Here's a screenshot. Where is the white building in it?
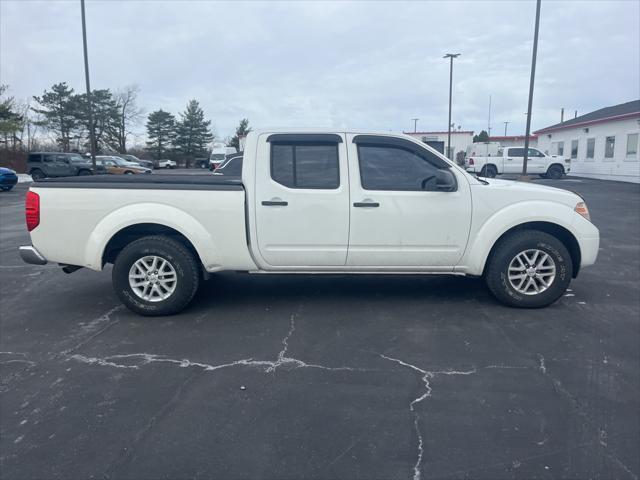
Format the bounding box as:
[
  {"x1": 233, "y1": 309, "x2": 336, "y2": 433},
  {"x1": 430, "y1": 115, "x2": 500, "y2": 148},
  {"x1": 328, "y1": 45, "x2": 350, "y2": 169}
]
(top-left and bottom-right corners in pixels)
[
  {"x1": 403, "y1": 130, "x2": 474, "y2": 161},
  {"x1": 489, "y1": 135, "x2": 538, "y2": 148},
  {"x1": 535, "y1": 100, "x2": 639, "y2": 183}
]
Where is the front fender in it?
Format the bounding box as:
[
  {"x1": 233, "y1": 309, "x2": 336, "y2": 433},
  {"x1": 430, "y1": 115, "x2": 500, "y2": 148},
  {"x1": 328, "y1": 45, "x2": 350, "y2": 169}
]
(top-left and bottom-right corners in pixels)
[
  {"x1": 458, "y1": 200, "x2": 580, "y2": 276},
  {"x1": 84, "y1": 203, "x2": 218, "y2": 270}
]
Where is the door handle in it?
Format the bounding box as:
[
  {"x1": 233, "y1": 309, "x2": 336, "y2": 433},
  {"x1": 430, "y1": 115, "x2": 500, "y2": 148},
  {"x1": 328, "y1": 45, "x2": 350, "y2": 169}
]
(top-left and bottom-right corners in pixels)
[
  {"x1": 353, "y1": 202, "x2": 380, "y2": 208},
  {"x1": 262, "y1": 200, "x2": 288, "y2": 206}
]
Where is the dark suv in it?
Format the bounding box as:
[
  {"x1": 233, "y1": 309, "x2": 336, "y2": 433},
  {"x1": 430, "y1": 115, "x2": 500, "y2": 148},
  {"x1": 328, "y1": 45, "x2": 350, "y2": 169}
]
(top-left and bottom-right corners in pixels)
[{"x1": 27, "y1": 152, "x2": 97, "y2": 180}]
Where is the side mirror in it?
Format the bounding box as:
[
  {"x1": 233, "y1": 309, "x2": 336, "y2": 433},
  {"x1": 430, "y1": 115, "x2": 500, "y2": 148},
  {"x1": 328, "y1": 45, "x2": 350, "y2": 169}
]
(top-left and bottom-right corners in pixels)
[{"x1": 436, "y1": 169, "x2": 456, "y2": 191}]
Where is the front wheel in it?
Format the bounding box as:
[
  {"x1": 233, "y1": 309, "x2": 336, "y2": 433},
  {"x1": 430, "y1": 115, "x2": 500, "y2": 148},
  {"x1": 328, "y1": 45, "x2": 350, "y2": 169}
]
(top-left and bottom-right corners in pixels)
[
  {"x1": 112, "y1": 235, "x2": 201, "y2": 316},
  {"x1": 485, "y1": 230, "x2": 572, "y2": 308},
  {"x1": 1, "y1": 186, "x2": 13, "y2": 191}
]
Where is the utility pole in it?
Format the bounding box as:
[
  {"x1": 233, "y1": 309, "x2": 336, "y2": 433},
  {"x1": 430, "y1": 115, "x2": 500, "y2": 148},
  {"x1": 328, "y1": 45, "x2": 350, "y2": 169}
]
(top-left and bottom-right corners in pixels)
[
  {"x1": 488, "y1": 95, "x2": 492, "y2": 137},
  {"x1": 503, "y1": 121, "x2": 509, "y2": 136},
  {"x1": 521, "y1": 0, "x2": 541, "y2": 179},
  {"x1": 443, "y1": 53, "x2": 460, "y2": 160},
  {"x1": 81, "y1": 0, "x2": 97, "y2": 170},
  {"x1": 411, "y1": 118, "x2": 419, "y2": 133}
]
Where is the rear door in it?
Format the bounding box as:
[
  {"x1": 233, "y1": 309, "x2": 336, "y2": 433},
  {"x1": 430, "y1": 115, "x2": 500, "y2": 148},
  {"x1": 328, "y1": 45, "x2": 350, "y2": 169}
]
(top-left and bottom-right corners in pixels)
[
  {"x1": 346, "y1": 135, "x2": 472, "y2": 268},
  {"x1": 254, "y1": 133, "x2": 350, "y2": 267}
]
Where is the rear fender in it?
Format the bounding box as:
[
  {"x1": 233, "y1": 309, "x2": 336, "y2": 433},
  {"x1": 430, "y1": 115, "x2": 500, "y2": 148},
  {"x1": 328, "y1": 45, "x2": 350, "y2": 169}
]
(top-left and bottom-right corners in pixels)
[{"x1": 84, "y1": 203, "x2": 218, "y2": 270}]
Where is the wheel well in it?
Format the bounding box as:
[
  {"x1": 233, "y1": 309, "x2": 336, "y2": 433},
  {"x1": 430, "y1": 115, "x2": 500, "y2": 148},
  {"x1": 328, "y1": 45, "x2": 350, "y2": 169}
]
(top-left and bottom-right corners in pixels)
[
  {"x1": 102, "y1": 223, "x2": 204, "y2": 270},
  {"x1": 485, "y1": 221, "x2": 581, "y2": 278},
  {"x1": 482, "y1": 163, "x2": 497, "y2": 171},
  {"x1": 548, "y1": 163, "x2": 565, "y2": 173}
]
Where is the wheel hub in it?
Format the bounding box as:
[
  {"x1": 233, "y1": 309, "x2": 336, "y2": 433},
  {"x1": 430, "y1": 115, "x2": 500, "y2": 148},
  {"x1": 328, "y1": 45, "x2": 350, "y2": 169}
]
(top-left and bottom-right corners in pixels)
[
  {"x1": 507, "y1": 249, "x2": 556, "y2": 295},
  {"x1": 129, "y1": 256, "x2": 177, "y2": 302}
]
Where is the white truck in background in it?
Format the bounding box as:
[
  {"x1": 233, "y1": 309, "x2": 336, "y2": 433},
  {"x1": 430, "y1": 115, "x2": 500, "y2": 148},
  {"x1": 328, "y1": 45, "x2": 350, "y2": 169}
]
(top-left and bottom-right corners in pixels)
[
  {"x1": 465, "y1": 146, "x2": 570, "y2": 179},
  {"x1": 209, "y1": 143, "x2": 237, "y2": 170},
  {"x1": 19, "y1": 129, "x2": 598, "y2": 316}
]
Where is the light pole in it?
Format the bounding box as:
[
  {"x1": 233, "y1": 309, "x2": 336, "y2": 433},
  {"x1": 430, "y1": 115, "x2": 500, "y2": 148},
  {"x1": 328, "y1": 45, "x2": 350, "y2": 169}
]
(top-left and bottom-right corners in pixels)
[
  {"x1": 521, "y1": 0, "x2": 541, "y2": 179},
  {"x1": 443, "y1": 53, "x2": 460, "y2": 160},
  {"x1": 81, "y1": 0, "x2": 96, "y2": 169},
  {"x1": 503, "y1": 121, "x2": 510, "y2": 136},
  {"x1": 411, "y1": 118, "x2": 419, "y2": 133}
]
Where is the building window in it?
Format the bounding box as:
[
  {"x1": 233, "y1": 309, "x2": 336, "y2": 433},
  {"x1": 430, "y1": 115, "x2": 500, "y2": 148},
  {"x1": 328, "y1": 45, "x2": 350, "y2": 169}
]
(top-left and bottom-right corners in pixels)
[
  {"x1": 626, "y1": 133, "x2": 638, "y2": 159},
  {"x1": 552, "y1": 141, "x2": 564, "y2": 156},
  {"x1": 586, "y1": 138, "x2": 595, "y2": 160},
  {"x1": 571, "y1": 140, "x2": 578, "y2": 159},
  {"x1": 604, "y1": 136, "x2": 615, "y2": 159}
]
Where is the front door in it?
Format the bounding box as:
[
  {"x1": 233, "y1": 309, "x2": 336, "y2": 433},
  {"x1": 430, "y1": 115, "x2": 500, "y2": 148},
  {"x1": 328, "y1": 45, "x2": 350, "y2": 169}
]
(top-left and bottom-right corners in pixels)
[
  {"x1": 254, "y1": 133, "x2": 350, "y2": 267},
  {"x1": 346, "y1": 135, "x2": 472, "y2": 268}
]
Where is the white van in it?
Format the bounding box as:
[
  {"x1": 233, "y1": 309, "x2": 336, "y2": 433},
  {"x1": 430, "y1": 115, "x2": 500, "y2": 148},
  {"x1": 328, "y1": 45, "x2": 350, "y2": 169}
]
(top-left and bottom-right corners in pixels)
[{"x1": 466, "y1": 142, "x2": 502, "y2": 159}]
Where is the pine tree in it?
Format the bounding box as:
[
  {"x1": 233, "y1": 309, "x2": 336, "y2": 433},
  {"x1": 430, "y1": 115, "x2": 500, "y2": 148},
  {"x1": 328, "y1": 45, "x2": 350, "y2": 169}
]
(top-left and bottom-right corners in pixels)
[
  {"x1": 32, "y1": 82, "x2": 80, "y2": 152},
  {"x1": 227, "y1": 118, "x2": 251, "y2": 151},
  {"x1": 174, "y1": 100, "x2": 213, "y2": 167},
  {"x1": 145, "y1": 109, "x2": 176, "y2": 160}
]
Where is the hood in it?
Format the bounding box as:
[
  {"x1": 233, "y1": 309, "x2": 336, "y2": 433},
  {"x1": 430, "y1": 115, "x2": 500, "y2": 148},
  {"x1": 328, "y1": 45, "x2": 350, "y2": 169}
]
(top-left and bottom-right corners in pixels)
[
  {"x1": 477, "y1": 177, "x2": 581, "y2": 207},
  {"x1": 0, "y1": 167, "x2": 17, "y2": 175}
]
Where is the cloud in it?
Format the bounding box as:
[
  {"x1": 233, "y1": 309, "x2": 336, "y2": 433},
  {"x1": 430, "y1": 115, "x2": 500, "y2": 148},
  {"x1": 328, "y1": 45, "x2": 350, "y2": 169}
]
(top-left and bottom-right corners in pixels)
[{"x1": 1, "y1": 0, "x2": 638, "y2": 141}]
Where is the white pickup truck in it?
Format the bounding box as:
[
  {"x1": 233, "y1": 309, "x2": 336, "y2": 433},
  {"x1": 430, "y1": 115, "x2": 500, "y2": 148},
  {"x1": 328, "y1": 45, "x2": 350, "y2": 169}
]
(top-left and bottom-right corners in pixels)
[
  {"x1": 466, "y1": 146, "x2": 570, "y2": 179},
  {"x1": 19, "y1": 130, "x2": 599, "y2": 316}
]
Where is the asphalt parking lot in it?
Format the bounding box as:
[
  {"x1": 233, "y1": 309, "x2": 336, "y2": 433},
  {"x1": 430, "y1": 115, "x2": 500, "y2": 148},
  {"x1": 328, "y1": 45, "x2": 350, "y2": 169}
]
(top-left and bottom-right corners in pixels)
[{"x1": 1, "y1": 176, "x2": 639, "y2": 480}]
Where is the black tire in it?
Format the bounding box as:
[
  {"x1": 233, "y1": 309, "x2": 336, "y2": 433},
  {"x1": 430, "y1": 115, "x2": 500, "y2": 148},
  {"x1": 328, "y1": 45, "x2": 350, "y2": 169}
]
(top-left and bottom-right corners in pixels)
[
  {"x1": 112, "y1": 235, "x2": 201, "y2": 316},
  {"x1": 546, "y1": 164, "x2": 564, "y2": 180},
  {"x1": 30, "y1": 169, "x2": 45, "y2": 181},
  {"x1": 78, "y1": 169, "x2": 92, "y2": 176},
  {"x1": 1, "y1": 186, "x2": 13, "y2": 191},
  {"x1": 124, "y1": 171, "x2": 134, "y2": 175},
  {"x1": 480, "y1": 165, "x2": 497, "y2": 178},
  {"x1": 485, "y1": 230, "x2": 572, "y2": 308},
  {"x1": 539, "y1": 173, "x2": 548, "y2": 179}
]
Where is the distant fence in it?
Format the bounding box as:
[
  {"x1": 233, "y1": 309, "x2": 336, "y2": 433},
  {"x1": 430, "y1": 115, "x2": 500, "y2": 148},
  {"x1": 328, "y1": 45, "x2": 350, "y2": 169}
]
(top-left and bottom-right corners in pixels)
[{"x1": 0, "y1": 151, "x2": 28, "y2": 173}]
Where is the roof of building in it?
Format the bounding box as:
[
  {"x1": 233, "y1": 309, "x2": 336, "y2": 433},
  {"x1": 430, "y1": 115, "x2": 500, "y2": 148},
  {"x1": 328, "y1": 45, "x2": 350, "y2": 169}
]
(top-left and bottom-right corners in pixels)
[
  {"x1": 404, "y1": 131, "x2": 474, "y2": 135},
  {"x1": 535, "y1": 99, "x2": 640, "y2": 134},
  {"x1": 489, "y1": 135, "x2": 538, "y2": 141}
]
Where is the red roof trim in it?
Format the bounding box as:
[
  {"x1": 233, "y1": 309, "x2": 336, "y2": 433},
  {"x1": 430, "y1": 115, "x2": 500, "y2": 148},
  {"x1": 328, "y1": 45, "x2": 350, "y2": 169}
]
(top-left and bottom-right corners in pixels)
[
  {"x1": 404, "y1": 131, "x2": 474, "y2": 135},
  {"x1": 534, "y1": 111, "x2": 640, "y2": 134},
  {"x1": 489, "y1": 135, "x2": 538, "y2": 140}
]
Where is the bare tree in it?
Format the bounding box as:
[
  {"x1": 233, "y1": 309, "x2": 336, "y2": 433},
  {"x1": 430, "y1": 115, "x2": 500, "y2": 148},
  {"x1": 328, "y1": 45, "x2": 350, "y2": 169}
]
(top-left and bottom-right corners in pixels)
[{"x1": 107, "y1": 85, "x2": 143, "y2": 153}]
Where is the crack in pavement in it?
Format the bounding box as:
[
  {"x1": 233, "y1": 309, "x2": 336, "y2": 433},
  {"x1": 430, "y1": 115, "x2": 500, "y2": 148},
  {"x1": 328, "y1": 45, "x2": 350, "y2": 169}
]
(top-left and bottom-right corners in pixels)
[{"x1": 379, "y1": 354, "x2": 476, "y2": 480}]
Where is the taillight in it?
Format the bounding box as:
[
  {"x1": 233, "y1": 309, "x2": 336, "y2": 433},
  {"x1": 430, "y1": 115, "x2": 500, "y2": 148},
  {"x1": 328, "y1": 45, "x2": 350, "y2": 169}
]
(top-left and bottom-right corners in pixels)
[
  {"x1": 468, "y1": 157, "x2": 474, "y2": 165},
  {"x1": 26, "y1": 191, "x2": 40, "y2": 232}
]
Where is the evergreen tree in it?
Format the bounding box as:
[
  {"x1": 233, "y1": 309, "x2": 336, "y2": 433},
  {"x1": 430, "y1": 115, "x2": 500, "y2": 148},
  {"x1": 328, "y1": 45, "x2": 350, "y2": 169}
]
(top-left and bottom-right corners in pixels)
[
  {"x1": 75, "y1": 89, "x2": 118, "y2": 153},
  {"x1": 145, "y1": 109, "x2": 176, "y2": 159},
  {"x1": 473, "y1": 130, "x2": 490, "y2": 142},
  {"x1": 32, "y1": 82, "x2": 80, "y2": 152},
  {"x1": 227, "y1": 118, "x2": 251, "y2": 151},
  {"x1": 0, "y1": 85, "x2": 24, "y2": 149},
  {"x1": 174, "y1": 100, "x2": 213, "y2": 166}
]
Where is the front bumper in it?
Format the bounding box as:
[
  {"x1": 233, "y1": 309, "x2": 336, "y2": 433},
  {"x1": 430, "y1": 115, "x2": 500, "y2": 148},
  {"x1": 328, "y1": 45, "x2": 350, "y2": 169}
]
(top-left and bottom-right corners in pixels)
[{"x1": 19, "y1": 245, "x2": 47, "y2": 265}]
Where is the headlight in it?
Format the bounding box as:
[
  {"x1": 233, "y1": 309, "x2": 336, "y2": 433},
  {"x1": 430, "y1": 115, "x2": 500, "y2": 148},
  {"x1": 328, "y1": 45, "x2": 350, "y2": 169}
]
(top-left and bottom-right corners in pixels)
[{"x1": 574, "y1": 201, "x2": 590, "y2": 221}]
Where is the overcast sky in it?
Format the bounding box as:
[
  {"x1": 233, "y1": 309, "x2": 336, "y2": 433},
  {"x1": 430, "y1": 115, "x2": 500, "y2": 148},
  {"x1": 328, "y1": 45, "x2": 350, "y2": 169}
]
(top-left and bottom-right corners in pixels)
[{"x1": 1, "y1": 0, "x2": 639, "y2": 142}]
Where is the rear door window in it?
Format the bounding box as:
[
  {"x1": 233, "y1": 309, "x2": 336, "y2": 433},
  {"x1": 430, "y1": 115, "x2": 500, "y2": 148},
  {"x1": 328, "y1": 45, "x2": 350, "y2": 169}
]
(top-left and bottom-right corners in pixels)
[
  {"x1": 271, "y1": 143, "x2": 339, "y2": 189},
  {"x1": 508, "y1": 148, "x2": 525, "y2": 157}
]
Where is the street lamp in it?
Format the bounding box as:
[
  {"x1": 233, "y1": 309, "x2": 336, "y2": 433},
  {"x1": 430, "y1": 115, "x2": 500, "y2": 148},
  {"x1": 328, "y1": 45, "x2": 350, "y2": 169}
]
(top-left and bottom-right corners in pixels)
[
  {"x1": 443, "y1": 53, "x2": 460, "y2": 160},
  {"x1": 80, "y1": 0, "x2": 96, "y2": 169},
  {"x1": 411, "y1": 118, "x2": 419, "y2": 133},
  {"x1": 521, "y1": 0, "x2": 542, "y2": 179}
]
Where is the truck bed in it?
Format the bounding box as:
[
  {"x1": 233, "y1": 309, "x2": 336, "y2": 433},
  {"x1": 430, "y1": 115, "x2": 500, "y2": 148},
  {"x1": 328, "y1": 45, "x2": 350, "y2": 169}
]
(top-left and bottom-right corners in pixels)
[{"x1": 34, "y1": 174, "x2": 243, "y2": 190}]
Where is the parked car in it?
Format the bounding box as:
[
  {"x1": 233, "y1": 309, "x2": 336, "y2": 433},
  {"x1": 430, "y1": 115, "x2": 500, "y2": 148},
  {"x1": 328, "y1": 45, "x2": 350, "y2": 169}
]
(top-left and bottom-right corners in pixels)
[
  {"x1": 118, "y1": 154, "x2": 154, "y2": 170},
  {"x1": 0, "y1": 167, "x2": 18, "y2": 191},
  {"x1": 466, "y1": 146, "x2": 570, "y2": 179},
  {"x1": 157, "y1": 159, "x2": 177, "y2": 169},
  {"x1": 19, "y1": 129, "x2": 599, "y2": 316},
  {"x1": 212, "y1": 155, "x2": 243, "y2": 176},
  {"x1": 96, "y1": 156, "x2": 152, "y2": 175},
  {"x1": 27, "y1": 152, "x2": 96, "y2": 180}
]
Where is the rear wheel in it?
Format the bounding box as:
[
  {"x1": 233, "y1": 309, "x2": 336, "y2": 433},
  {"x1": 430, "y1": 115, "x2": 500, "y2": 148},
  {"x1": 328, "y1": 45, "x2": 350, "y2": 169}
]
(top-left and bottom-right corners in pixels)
[
  {"x1": 30, "y1": 169, "x2": 45, "y2": 181},
  {"x1": 78, "y1": 169, "x2": 92, "y2": 176},
  {"x1": 124, "y1": 171, "x2": 134, "y2": 175},
  {"x1": 112, "y1": 235, "x2": 200, "y2": 316},
  {"x1": 546, "y1": 164, "x2": 564, "y2": 179},
  {"x1": 485, "y1": 230, "x2": 572, "y2": 308},
  {"x1": 480, "y1": 165, "x2": 497, "y2": 178}
]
